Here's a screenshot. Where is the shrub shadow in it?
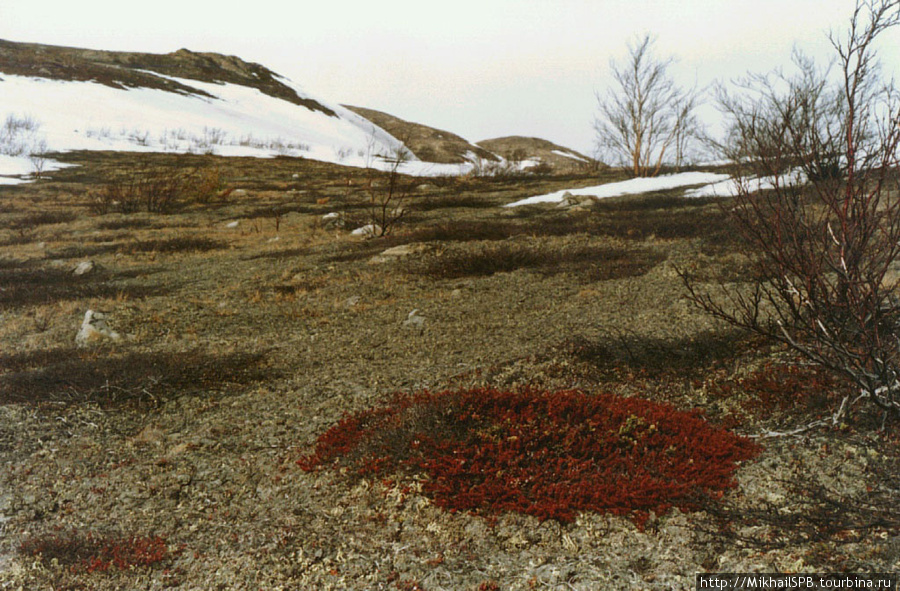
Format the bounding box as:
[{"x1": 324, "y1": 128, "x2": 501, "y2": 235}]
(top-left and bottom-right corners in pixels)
[
  {"x1": 0, "y1": 348, "x2": 275, "y2": 407},
  {"x1": 0, "y1": 260, "x2": 169, "y2": 308}
]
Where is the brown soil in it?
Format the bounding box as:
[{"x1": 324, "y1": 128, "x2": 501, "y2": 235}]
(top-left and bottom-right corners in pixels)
[{"x1": 0, "y1": 152, "x2": 897, "y2": 590}]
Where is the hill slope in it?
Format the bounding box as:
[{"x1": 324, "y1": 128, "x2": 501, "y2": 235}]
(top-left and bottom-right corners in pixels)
[
  {"x1": 343, "y1": 105, "x2": 498, "y2": 164},
  {"x1": 0, "y1": 39, "x2": 424, "y2": 172},
  {"x1": 477, "y1": 136, "x2": 602, "y2": 173},
  {"x1": 0, "y1": 39, "x2": 596, "y2": 179},
  {"x1": 0, "y1": 40, "x2": 335, "y2": 115}
]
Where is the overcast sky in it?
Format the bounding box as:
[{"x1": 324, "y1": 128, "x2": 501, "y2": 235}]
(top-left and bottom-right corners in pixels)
[{"x1": 2, "y1": 0, "x2": 898, "y2": 154}]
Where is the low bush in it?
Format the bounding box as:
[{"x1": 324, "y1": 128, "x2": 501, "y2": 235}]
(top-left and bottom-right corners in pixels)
[
  {"x1": 298, "y1": 387, "x2": 760, "y2": 525},
  {"x1": 0, "y1": 349, "x2": 273, "y2": 407},
  {"x1": 703, "y1": 362, "x2": 849, "y2": 417},
  {"x1": 96, "y1": 218, "x2": 160, "y2": 231},
  {"x1": 120, "y1": 236, "x2": 225, "y2": 255},
  {"x1": 410, "y1": 194, "x2": 496, "y2": 211},
  {"x1": 19, "y1": 530, "x2": 172, "y2": 573},
  {"x1": 565, "y1": 330, "x2": 760, "y2": 379},
  {"x1": 89, "y1": 160, "x2": 220, "y2": 214},
  {"x1": 1, "y1": 211, "x2": 77, "y2": 230},
  {"x1": 410, "y1": 242, "x2": 663, "y2": 281}
]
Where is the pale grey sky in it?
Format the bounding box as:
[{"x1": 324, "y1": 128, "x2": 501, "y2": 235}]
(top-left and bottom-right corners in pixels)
[{"x1": 2, "y1": 0, "x2": 897, "y2": 154}]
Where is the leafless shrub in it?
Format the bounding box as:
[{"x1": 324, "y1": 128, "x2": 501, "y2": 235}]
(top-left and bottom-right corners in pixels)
[
  {"x1": 359, "y1": 132, "x2": 415, "y2": 237},
  {"x1": 469, "y1": 157, "x2": 522, "y2": 178},
  {"x1": 594, "y1": 34, "x2": 703, "y2": 177},
  {"x1": 681, "y1": 0, "x2": 900, "y2": 424},
  {"x1": 89, "y1": 157, "x2": 221, "y2": 214}
]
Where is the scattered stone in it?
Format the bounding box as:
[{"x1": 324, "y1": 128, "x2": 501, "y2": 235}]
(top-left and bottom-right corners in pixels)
[
  {"x1": 557, "y1": 192, "x2": 598, "y2": 209},
  {"x1": 369, "y1": 243, "x2": 433, "y2": 264},
  {"x1": 225, "y1": 220, "x2": 240, "y2": 228},
  {"x1": 402, "y1": 309, "x2": 426, "y2": 331},
  {"x1": 351, "y1": 224, "x2": 381, "y2": 238},
  {"x1": 267, "y1": 236, "x2": 281, "y2": 243},
  {"x1": 292, "y1": 173, "x2": 300, "y2": 179},
  {"x1": 131, "y1": 424, "x2": 166, "y2": 446},
  {"x1": 75, "y1": 309, "x2": 121, "y2": 347},
  {"x1": 72, "y1": 260, "x2": 98, "y2": 275},
  {"x1": 231, "y1": 189, "x2": 248, "y2": 198},
  {"x1": 321, "y1": 212, "x2": 345, "y2": 230}
]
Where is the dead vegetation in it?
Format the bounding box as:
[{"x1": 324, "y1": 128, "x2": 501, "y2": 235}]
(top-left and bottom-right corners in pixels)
[{"x1": 0, "y1": 150, "x2": 898, "y2": 590}]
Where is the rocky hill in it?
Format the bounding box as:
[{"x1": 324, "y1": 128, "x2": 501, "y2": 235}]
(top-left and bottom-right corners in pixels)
[
  {"x1": 342, "y1": 105, "x2": 498, "y2": 164},
  {"x1": 0, "y1": 39, "x2": 334, "y2": 115},
  {"x1": 477, "y1": 136, "x2": 602, "y2": 174},
  {"x1": 0, "y1": 39, "x2": 595, "y2": 176}
]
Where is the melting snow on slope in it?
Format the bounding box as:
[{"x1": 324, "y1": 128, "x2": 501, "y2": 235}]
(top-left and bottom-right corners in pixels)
[
  {"x1": 0, "y1": 154, "x2": 73, "y2": 184},
  {"x1": 685, "y1": 169, "x2": 807, "y2": 197},
  {"x1": 0, "y1": 73, "x2": 469, "y2": 180},
  {"x1": 505, "y1": 171, "x2": 730, "y2": 207},
  {"x1": 551, "y1": 149, "x2": 588, "y2": 163}
]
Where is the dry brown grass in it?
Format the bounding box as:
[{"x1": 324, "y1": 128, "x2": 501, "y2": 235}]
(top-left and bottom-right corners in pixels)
[{"x1": 6, "y1": 150, "x2": 889, "y2": 589}]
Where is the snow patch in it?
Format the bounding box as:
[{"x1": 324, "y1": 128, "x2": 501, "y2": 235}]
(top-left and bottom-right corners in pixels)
[
  {"x1": 685, "y1": 170, "x2": 807, "y2": 197},
  {"x1": 0, "y1": 153, "x2": 73, "y2": 182},
  {"x1": 0, "y1": 73, "x2": 471, "y2": 177},
  {"x1": 551, "y1": 149, "x2": 588, "y2": 163},
  {"x1": 505, "y1": 171, "x2": 730, "y2": 207}
]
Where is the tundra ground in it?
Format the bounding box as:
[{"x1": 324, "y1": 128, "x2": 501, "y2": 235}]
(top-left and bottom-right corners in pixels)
[{"x1": 1, "y1": 152, "x2": 897, "y2": 590}]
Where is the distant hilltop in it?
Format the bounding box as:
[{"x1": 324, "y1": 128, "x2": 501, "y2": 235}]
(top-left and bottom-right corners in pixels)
[{"x1": 0, "y1": 38, "x2": 600, "y2": 174}]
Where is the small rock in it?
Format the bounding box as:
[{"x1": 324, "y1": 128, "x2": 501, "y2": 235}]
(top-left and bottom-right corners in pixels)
[
  {"x1": 75, "y1": 309, "x2": 121, "y2": 347},
  {"x1": 369, "y1": 243, "x2": 432, "y2": 264},
  {"x1": 351, "y1": 224, "x2": 381, "y2": 238},
  {"x1": 131, "y1": 424, "x2": 165, "y2": 446},
  {"x1": 343, "y1": 295, "x2": 361, "y2": 309},
  {"x1": 292, "y1": 173, "x2": 300, "y2": 179},
  {"x1": 72, "y1": 260, "x2": 98, "y2": 275},
  {"x1": 402, "y1": 309, "x2": 426, "y2": 331},
  {"x1": 556, "y1": 192, "x2": 578, "y2": 208},
  {"x1": 322, "y1": 212, "x2": 346, "y2": 230},
  {"x1": 167, "y1": 443, "x2": 190, "y2": 457},
  {"x1": 380, "y1": 244, "x2": 428, "y2": 257},
  {"x1": 232, "y1": 189, "x2": 248, "y2": 198},
  {"x1": 226, "y1": 220, "x2": 240, "y2": 228},
  {"x1": 557, "y1": 192, "x2": 597, "y2": 209}
]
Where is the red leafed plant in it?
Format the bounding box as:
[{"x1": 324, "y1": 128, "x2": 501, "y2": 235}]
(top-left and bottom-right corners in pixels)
[
  {"x1": 19, "y1": 530, "x2": 170, "y2": 573},
  {"x1": 298, "y1": 388, "x2": 760, "y2": 525}
]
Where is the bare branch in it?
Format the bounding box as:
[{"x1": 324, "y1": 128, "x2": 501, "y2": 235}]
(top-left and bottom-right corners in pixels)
[
  {"x1": 594, "y1": 34, "x2": 703, "y2": 176},
  {"x1": 683, "y1": 0, "x2": 900, "y2": 424}
]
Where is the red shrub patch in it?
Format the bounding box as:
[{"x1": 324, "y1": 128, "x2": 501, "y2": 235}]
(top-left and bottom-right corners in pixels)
[
  {"x1": 19, "y1": 530, "x2": 170, "y2": 573},
  {"x1": 298, "y1": 388, "x2": 760, "y2": 525}
]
